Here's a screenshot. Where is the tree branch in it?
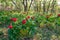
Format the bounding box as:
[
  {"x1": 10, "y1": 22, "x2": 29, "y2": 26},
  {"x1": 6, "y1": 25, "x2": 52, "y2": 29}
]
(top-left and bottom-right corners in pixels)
[
  {"x1": 29, "y1": 0, "x2": 33, "y2": 10},
  {"x1": 11, "y1": 0, "x2": 20, "y2": 9}
]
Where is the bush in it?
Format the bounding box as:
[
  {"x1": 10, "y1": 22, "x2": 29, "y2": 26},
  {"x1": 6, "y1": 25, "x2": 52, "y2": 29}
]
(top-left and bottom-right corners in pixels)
[{"x1": 0, "y1": 11, "x2": 60, "y2": 40}]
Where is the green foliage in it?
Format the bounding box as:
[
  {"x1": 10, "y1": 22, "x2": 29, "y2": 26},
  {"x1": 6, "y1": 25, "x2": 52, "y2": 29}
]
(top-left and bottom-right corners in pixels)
[
  {"x1": 0, "y1": 0, "x2": 59, "y2": 40},
  {"x1": 0, "y1": 11, "x2": 60, "y2": 40}
]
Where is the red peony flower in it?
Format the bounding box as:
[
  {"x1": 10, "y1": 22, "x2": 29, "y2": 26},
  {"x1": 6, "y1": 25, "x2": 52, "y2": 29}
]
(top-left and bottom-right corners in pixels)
[
  {"x1": 22, "y1": 19, "x2": 26, "y2": 24},
  {"x1": 27, "y1": 16, "x2": 30, "y2": 19},
  {"x1": 11, "y1": 18, "x2": 17, "y2": 22},
  {"x1": 26, "y1": 16, "x2": 30, "y2": 20},
  {"x1": 58, "y1": 14, "x2": 60, "y2": 17},
  {"x1": 8, "y1": 25, "x2": 13, "y2": 29}
]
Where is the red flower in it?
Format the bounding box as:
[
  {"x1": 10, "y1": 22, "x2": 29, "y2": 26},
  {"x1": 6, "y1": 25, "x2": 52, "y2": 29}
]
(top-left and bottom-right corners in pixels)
[
  {"x1": 22, "y1": 19, "x2": 26, "y2": 24},
  {"x1": 26, "y1": 16, "x2": 30, "y2": 20},
  {"x1": 58, "y1": 14, "x2": 60, "y2": 17},
  {"x1": 8, "y1": 25, "x2": 13, "y2": 29},
  {"x1": 27, "y1": 16, "x2": 30, "y2": 19},
  {"x1": 11, "y1": 18, "x2": 17, "y2": 22}
]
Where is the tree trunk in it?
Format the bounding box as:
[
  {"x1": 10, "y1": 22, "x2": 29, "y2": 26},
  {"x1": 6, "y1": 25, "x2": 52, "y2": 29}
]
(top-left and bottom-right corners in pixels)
[{"x1": 23, "y1": 0, "x2": 28, "y2": 12}]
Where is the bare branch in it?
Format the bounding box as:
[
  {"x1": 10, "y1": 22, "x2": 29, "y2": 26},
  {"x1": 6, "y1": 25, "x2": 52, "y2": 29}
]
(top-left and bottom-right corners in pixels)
[
  {"x1": 29, "y1": 0, "x2": 33, "y2": 9},
  {"x1": 11, "y1": 0, "x2": 20, "y2": 9}
]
